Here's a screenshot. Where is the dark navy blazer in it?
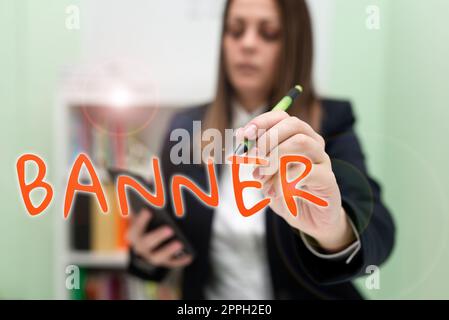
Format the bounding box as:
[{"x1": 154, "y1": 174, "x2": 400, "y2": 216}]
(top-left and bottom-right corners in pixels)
[{"x1": 128, "y1": 99, "x2": 395, "y2": 300}]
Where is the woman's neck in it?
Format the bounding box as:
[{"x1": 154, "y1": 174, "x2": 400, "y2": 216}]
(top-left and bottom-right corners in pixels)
[{"x1": 235, "y1": 92, "x2": 268, "y2": 113}]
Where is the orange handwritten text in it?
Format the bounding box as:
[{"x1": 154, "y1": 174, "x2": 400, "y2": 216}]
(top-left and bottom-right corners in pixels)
[{"x1": 16, "y1": 153, "x2": 328, "y2": 218}]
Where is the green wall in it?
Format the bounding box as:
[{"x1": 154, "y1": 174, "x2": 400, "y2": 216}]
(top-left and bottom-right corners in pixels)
[
  {"x1": 0, "y1": 0, "x2": 80, "y2": 299},
  {"x1": 329, "y1": 0, "x2": 449, "y2": 299}
]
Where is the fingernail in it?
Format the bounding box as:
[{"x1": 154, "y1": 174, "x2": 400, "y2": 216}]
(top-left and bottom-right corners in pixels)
[
  {"x1": 244, "y1": 124, "x2": 257, "y2": 140},
  {"x1": 165, "y1": 228, "x2": 173, "y2": 236},
  {"x1": 253, "y1": 168, "x2": 261, "y2": 179},
  {"x1": 234, "y1": 127, "x2": 243, "y2": 138},
  {"x1": 174, "y1": 242, "x2": 183, "y2": 249}
]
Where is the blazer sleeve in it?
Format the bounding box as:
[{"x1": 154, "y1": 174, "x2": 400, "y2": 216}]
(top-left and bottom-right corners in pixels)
[
  {"x1": 127, "y1": 115, "x2": 183, "y2": 282},
  {"x1": 293, "y1": 101, "x2": 396, "y2": 285}
]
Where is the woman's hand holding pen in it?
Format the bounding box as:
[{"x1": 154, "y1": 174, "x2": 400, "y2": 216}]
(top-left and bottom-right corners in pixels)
[
  {"x1": 236, "y1": 110, "x2": 356, "y2": 253},
  {"x1": 129, "y1": 209, "x2": 193, "y2": 268}
]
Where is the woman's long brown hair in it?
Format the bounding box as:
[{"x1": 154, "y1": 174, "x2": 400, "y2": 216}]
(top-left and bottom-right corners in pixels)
[{"x1": 201, "y1": 0, "x2": 321, "y2": 160}]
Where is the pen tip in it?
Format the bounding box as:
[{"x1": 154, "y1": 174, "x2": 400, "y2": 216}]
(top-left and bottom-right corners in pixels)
[
  {"x1": 234, "y1": 143, "x2": 247, "y2": 155},
  {"x1": 295, "y1": 85, "x2": 303, "y2": 93}
]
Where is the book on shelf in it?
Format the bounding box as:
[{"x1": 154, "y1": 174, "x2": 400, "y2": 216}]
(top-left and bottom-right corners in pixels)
[
  {"x1": 67, "y1": 105, "x2": 170, "y2": 300},
  {"x1": 90, "y1": 183, "x2": 118, "y2": 252},
  {"x1": 69, "y1": 106, "x2": 140, "y2": 253}
]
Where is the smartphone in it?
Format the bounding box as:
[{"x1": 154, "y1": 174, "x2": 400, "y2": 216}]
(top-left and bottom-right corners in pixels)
[{"x1": 108, "y1": 168, "x2": 195, "y2": 259}]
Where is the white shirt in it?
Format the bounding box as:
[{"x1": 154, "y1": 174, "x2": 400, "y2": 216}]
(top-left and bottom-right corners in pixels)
[
  {"x1": 203, "y1": 101, "x2": 361, "y2": 300},
  {"x1": 204, "y1": 101, "x2": 272, "y2": 300}
]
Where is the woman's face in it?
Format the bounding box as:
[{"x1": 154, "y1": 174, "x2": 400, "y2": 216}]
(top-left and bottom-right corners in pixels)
[{"x1": 223, "y1": 0, "x2": 282, "y2": 100}]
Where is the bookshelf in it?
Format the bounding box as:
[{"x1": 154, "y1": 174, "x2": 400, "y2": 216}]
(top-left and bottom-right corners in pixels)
[{"x1": 53, "y1": 61, "x2": 187, "y2": 299}]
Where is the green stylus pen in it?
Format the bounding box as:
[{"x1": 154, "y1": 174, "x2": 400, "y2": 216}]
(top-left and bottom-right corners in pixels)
[{"x1": 234, "y1": 85, "x2": 303, "y2": 155}]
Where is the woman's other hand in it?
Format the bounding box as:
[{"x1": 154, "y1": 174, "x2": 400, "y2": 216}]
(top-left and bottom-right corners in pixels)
[{"x1": 128, "y1": 209, "x2": 193, "y2": 268}]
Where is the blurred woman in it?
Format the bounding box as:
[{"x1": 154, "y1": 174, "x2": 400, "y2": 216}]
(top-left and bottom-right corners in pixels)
[{"x1": 128, "y1": 0, "x2": 395, "y2": 299}]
